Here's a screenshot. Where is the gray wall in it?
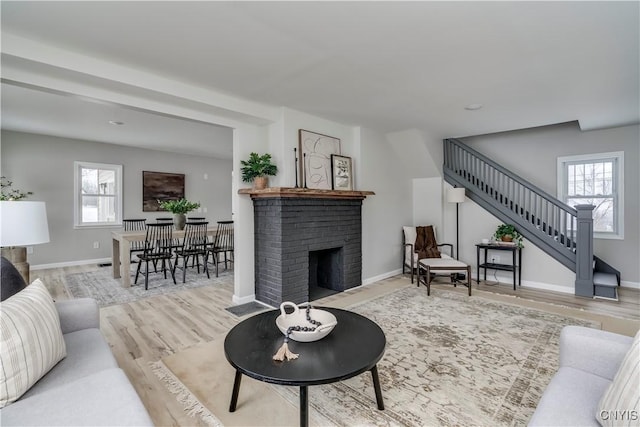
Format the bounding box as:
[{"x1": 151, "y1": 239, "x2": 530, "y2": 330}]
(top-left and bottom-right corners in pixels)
[
  {"x1": 359, "y1": 127, "x2": 414, "y2": 282},
  {"x1": 462, "y1": 122, "x2": 639, "y2": 285},
  {"x1": 1, "y1": 130, "x2": 233, "y2": 267}
]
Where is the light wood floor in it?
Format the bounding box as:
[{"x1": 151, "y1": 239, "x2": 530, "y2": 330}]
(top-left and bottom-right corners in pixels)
[{"x1": 34, "y1": 265, "x2": 640, "y2": 427}]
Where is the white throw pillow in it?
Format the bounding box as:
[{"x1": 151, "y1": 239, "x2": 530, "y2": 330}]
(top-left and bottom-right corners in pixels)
[
  {"x1": 0, "y1": 279, "x2": 67, "y2": 408},
  {"x1": 597, "y1": 330, "x2": 640, "y2": 427}
]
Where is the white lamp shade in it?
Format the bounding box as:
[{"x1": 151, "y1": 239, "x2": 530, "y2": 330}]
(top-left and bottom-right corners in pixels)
[
  {"x1": 447, "y1": 187, "x2": 466, "y2": 204},
  {"x1": 0, "y1": 201, "x2": 50, "y2": 246}
]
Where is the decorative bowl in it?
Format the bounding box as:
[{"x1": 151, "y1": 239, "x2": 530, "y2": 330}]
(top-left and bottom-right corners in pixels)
[{"x1": 275, "y1": 302, "x2": 338, "y2": 342}]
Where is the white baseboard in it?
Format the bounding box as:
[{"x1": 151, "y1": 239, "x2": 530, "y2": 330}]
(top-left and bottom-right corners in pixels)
[
  {"x1": 362, "y1": 269, "x2": 403, "y2": 286},
  {"x1": 621, "y1": 280, "x2": 640, "y2": 290},
  {"x1": 31, "y1": 258, "x2": 112, "y2": 270},
  {"x1": 232, "y1": 293, "x2": 258, "y2": 306},
  {"x1": 518, "y1": 280, "x2": 574, "y2": 294}
]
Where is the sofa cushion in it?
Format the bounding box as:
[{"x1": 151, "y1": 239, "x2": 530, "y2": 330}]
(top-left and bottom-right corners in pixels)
[
  {"x1": 0, "y1": 256, "x2": 27, "y2": 301},
  {"x1": 528, "y1": 366, "x2": 612, "y2": 426},
  {"x1": 21, "y1": 328, "x2": 118, "y2": 399},
  {"x1": 54, "y1": 298, "x2": 100, "y2": 334},
  {"x1": 0, "y1": 279, "x2": 67, "y2": 408},
  {"x1": 597, "y1": 331, "x2": 640, "y2": 427},
  {"x1": 560, "y1": 326, "x2": 634, "y2": 380},
  {"x1": 0, "y1": 368, "x2": 154, "y2": 426}
]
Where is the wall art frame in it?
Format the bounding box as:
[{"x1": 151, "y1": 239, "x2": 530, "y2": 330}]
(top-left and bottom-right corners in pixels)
[
  {"x1": 298, "y1": 129, "x2": 341, "y2": 190},
  {"x1": 142, "y1": 171, "x2": 185, "y2": 211},
  {"x1": 331, "y1": 154, "x2": 353, "y2": 191}
]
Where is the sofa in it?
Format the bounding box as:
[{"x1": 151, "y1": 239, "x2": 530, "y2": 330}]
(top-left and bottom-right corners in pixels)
[
  {"x1": 529, "y1": 325, "x2": 639, "y2": 426},
  {"x1": 0, "y1": 257, "x2": 154, "y2": 426}
]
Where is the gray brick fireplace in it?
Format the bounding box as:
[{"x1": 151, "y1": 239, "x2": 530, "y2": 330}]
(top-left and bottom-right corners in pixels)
[{"x1": 243, "y1": 188, "x2": 373, "y2": 307}]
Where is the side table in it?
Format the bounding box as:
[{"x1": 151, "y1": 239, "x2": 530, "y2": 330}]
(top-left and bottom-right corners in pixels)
[
  {"x1": 224, "y1": 307, "x2": 386, "y2": 427},
  {"x1": 476, "y1": 243, "x2": 522, "y2": 290}
]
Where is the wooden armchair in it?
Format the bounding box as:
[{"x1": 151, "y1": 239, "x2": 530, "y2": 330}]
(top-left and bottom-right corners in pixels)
[{"x1": 402, "y1": 226, "x2": 454, "y2": 283}]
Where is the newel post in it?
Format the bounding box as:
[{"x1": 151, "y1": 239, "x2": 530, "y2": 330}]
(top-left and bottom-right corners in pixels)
[{"x1": 574, "y1": 204, "x2": 595, "y2": 297}]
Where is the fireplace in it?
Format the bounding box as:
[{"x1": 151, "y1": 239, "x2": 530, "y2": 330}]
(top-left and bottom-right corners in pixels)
[
  {"x1": 241, "y1": 188, "x2": 373, "y2": 307},
  {"x1": 309, "y1": 247, "x2": 343, "y2": 301}
]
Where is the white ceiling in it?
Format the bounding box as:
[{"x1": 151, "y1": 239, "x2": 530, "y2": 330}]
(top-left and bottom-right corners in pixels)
[
  {"x1": 0, "y1": 84, "x2": 234, "y2": 158},
  {"x1": 1, "y1": 1, "x2": 638, "y2": 156}
]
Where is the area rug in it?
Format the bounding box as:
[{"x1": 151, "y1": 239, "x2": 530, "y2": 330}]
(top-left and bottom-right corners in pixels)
[
  {"x1": 152, "y1": 287, "x2": 600, "y2": 427},
  {"x1": 64, "y1": 265, "x2": 233, "y2": 307}
]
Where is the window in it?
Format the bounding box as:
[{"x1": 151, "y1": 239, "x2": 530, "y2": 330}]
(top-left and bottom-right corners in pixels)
[
  {"x1": 557, "y1": 152, "x2": 624, "y2": 239},
  {"x1": 74, "y1": 161, "x2": 122, "y2": 227}
]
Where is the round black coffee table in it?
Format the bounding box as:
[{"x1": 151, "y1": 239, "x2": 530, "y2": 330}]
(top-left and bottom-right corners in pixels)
[{"x1": 224, "y1": 307, "x2": 386, "y2": 427}]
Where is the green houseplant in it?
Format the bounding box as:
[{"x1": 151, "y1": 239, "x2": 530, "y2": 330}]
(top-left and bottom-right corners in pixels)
[
  {"x1": 493, "y1": 224, "x2": 524, "y2": 248},
  {"x1": 157, "y1": 198, "x2": 201, "y2": 230},
  {"x1": 240, "y1": 152, "x2": 278, "y2": 190},
  {"x1": 0, "y1": 176, "x2": 33, "y2": 201}
]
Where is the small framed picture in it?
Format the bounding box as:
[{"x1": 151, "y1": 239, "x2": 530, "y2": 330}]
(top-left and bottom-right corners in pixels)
[{"x1": 331, "y1": 154, "x2": 353, "y2": 191}]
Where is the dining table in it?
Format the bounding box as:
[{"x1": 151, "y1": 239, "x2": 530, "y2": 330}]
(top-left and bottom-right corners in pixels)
[{"x1": 111, "y1": 225, "x2": 219, "y2": 287}]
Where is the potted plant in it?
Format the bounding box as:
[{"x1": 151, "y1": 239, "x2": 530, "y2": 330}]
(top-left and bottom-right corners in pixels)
[
  {"x1": 493, "y1": 224, "x2": 524, "y2": 248},
  {"x1": 0, "y1": 177, "x2": 35, "y2": 279},
  {"x1": 0, "y1": 176, "x2": 33, "y2": 201},
  {"x1": 240, "y1": 152, "x2": 278, "y2": 190},
  {"x1": 157, "y1": 198, "x2": 201, "y2": 230}
]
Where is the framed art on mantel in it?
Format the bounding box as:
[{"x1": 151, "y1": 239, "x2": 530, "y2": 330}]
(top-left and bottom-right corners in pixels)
[
  {"x1": 142, "y1": 171, "x2": 185, "y2": 211},
  {"x1": 331, "y1": 154, "x2": 353, "y2": 191},
  {"x1": 298, "y1": 129, "x2": 341, "y2": 190}
]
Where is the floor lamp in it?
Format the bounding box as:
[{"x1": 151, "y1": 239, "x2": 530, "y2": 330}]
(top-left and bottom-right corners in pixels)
[
  {"x1": 447, "y1": 187, "x2": 466, "y2": 260},
  {"x1": 0, "y1": 201, "x2": 51, "y2": 284}
]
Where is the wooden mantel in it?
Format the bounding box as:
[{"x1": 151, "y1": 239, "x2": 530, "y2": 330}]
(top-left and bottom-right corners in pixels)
[{"x1": 238, "y1": 187, "x2": 375, "y2": 200}]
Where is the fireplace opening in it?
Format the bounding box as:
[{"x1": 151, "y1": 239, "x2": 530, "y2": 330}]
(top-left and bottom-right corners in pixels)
[{"x1": 308, "y1": 247, "x2": 343, "y2": 302}]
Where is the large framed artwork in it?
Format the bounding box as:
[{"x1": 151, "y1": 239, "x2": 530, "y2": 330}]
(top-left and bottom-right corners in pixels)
[
  {"x1": 142, "y1": 171, "x2": 185, "y2": 211},
  {"x1": 298, "y1": 129, "x2": 341, "y2": 190},
  {"x1": 331, "y1": 154, "x2": 353, "y2": 191}
]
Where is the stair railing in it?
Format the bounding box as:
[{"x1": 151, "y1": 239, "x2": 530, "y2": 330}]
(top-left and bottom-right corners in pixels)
[{"x1": 443, "y1": 138, "x2": 594, "y2": 296}]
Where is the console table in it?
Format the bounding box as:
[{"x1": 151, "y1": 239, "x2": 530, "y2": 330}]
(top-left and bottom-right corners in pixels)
[{"x1": 476, "y1": 243, "x2": 522, "y2": 290}]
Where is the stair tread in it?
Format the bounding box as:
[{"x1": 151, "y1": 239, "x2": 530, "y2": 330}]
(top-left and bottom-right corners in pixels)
[{"x1": 593, "y1": 271, "x2": 618, "y2": 287}]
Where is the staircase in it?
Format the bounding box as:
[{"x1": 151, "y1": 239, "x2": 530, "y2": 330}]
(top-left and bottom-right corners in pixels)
[{"x1": 443, "y1": 138, "x2": 620, "y2": 299}]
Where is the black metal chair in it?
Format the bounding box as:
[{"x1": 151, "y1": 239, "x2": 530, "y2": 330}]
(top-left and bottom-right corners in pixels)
[
  {"x1": 134, "y1": 223, "x2": 176, "y2": 290},
  {"x1": 122, "y1": 219, "x2": 146, "y2": 262},
  {"x1": 206, "y1": 220, "x2": 234, "y2": 277},
  {"x1": 173, "y1": 221, "x2": 210, "y2": 283}
]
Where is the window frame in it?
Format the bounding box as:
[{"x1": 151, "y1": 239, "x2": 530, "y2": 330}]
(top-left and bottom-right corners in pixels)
[
  {"x1": 74, "y1": 161, "x2": 123, "y2": 228},
  {"x1": 557, "y1": 151, "x2": 624, "y2": 240}
]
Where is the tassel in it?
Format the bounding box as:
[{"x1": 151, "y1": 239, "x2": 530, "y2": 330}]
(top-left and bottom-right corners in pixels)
[{"x1": 272, "y1": 340, "x2": 299, "y2": 361}]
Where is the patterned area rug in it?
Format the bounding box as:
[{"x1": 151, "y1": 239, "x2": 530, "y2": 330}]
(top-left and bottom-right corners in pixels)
[
  {"x1": 64, "y1": 265, "x2": 233, "y2": 307},
  {"x1": 152, "y1": 286, "x2": 600, "y2": 426}
]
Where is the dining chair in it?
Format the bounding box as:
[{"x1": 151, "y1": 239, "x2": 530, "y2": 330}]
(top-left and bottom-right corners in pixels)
[
  {"x1": 155, "y1": 217, "x2": 183, "y2": 250},
  {"x1": 206, "y1": 220, "x2": 234, "y2": 277},
  {"x1": 134, "y1": 223, "x2": 176, "y2": 290},
  {"x1": 185, "y1": 216, "x2": 206, "y2": 266},
  {"x1": 173, "y1": 221, "x2": 210, "y2": 283},
  {"x1": 122, "y1": 219, "x2": 147, "y2": 262}
]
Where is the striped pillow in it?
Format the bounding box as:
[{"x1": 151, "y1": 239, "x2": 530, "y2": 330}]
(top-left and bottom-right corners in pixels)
[
  {"x1": 0, "y1": 279, "x2": 67, "y2": 408},
  {"x1": 597, "y1": 330, "x2": 640, "y2": 427}
]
